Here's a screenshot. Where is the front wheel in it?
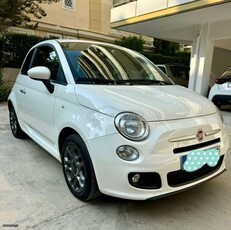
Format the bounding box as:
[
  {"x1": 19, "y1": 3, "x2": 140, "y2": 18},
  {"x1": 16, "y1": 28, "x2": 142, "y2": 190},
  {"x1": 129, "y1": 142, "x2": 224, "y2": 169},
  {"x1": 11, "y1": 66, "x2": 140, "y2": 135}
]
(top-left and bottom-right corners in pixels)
[{"x1": 61, "y1": 134, "x2": 100, "y2": 201}]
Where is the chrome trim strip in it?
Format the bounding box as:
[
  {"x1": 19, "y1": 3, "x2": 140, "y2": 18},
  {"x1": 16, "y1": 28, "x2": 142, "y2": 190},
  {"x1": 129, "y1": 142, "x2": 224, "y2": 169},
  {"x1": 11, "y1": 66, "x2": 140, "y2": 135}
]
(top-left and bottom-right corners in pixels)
[
  {"x1": 169, "y1": 129, "x2": 221, "y2": 142},
  {"x1": 169, "y1": 135, "x2": 196, "y2": 142},
  {"x1": 205, "y1": 129, "x2": 221, "y2": 136}
]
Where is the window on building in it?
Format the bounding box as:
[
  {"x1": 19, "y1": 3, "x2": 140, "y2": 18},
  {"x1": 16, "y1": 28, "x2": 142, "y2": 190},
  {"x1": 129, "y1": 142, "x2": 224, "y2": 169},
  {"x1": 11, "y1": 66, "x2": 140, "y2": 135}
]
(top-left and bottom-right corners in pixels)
[{"x1": 64, "y1": 0, "x2": 74, "y2": 9}]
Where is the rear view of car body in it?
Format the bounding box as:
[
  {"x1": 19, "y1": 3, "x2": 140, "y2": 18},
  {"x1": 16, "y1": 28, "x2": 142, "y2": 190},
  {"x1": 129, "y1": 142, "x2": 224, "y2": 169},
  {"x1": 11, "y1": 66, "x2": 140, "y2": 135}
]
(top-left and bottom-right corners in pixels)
[{"x1": 209, "y1": 68, "x2": 231, "y2": 108}]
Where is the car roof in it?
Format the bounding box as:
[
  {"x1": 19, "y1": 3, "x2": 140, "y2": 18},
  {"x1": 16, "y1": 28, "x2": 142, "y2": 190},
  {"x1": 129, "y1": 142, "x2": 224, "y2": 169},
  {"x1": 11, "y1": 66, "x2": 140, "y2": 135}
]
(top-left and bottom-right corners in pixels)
[
  {"x1": 44, "y1": 39, "x2": 144, "y2": 56},
  {"x1": 56, "y1": 39, "x2": 129, "y2": 50},
  {"x1": 157, "y1": 63, "x2": 189, "y2": 68},
  {"x1": 32, "y1": 39, "x2": 132, "y2": 52}
]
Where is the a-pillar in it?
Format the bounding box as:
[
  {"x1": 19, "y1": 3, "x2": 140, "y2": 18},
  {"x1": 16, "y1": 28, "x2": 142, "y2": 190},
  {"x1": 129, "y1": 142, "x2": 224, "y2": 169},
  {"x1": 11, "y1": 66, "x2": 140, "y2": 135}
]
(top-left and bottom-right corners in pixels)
[{"x1": 188, "y1": 23, "x2": 214, "y2": 96}]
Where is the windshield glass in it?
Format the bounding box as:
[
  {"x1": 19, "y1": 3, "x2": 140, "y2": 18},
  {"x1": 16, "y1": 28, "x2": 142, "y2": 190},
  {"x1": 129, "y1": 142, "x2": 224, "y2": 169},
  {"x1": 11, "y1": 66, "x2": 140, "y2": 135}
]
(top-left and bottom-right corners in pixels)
[
  {"x1": 60, "y1": 41, "x2": 173, "y2": 85},
  {"x1": 221, "y1": 68, "x2": 231, "y2": 79}
]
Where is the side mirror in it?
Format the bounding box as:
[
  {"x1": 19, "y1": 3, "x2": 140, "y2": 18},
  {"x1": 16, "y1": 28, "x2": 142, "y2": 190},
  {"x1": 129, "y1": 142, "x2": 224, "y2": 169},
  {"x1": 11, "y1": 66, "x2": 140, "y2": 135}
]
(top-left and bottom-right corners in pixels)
[
  {"x1": 28, "y1": 66, "x2": 51, "y2": 80},
  {"x1": 27, "y1": 66, "x2": 54, "y2": 94}
]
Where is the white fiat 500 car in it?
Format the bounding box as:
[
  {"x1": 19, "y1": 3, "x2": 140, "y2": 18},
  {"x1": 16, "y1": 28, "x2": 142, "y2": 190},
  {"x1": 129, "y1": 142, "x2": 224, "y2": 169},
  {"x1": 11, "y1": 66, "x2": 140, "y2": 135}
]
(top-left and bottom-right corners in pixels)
[
  {"x1": 8, "y1": 40, "x2": 229, "y2": 201},
  {"x1": 208, "y1": 67, "x2": 231, "y2": 108}
]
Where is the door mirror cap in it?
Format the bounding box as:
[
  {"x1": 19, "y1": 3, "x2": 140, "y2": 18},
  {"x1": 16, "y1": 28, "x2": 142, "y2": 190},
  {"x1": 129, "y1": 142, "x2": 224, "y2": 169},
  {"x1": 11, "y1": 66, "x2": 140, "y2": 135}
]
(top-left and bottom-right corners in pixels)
[
  {"x1": 28, "y1": 66, "x2": 54, "y2": 94},
  {"x1": 28, "y1": 66, "x2": 51, "y2": 80}
]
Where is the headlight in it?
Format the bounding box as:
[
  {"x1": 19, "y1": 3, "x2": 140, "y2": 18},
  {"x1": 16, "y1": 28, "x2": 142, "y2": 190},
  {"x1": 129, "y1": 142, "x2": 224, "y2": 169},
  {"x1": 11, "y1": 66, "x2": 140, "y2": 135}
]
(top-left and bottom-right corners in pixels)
[{"x1": 114, "y1": 112, "x2": 149, "y2": 141}]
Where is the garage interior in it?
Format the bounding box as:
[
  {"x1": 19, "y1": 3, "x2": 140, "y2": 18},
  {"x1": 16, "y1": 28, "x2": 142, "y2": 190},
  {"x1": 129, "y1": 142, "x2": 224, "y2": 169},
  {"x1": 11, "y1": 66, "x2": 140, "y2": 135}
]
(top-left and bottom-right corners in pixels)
[{"x1": 111, "y1": 1, "x2": 231, "y2": 96}]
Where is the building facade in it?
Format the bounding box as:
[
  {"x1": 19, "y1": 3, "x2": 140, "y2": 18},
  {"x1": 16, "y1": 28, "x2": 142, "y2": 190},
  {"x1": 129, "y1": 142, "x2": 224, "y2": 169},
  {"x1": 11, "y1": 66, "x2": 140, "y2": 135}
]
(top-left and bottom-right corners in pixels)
[{"x1": 9, "y1": 0, "x2": 153, "y2": 46}]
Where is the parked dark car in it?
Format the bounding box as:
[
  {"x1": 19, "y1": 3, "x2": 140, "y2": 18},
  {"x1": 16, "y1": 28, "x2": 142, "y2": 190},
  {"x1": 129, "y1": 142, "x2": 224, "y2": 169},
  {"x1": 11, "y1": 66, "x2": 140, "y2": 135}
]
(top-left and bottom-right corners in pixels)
[{"x1": 157, "y1": 63, "x2": 190, "y2": 87}]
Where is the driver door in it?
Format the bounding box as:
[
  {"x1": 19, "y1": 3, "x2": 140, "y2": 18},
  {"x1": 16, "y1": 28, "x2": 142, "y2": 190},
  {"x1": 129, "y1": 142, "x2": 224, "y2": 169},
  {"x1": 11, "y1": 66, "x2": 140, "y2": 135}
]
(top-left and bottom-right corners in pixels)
[{"x1": 22, "y1": 45, "x2": 66, "y2": 144}]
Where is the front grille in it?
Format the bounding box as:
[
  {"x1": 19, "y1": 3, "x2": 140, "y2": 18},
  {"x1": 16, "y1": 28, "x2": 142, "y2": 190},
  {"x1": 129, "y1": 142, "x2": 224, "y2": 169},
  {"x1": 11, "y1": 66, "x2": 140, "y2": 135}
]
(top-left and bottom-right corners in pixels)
[
  {"x1": 167, "y1": 155, "x2": 224, "y2": 187},
  {"x1": 173, "y1": 138, "x2": 220, "y2": 154}
]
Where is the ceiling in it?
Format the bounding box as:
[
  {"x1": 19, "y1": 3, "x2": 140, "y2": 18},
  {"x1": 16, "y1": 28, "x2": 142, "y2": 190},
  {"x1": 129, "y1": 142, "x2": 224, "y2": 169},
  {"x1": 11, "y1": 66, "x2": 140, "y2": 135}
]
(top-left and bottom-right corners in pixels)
[
  {"x1": 214, "y1": 39, "x2": 231, "y2": 51},
  {"x1": 115, "y1": 2, "x2": 231, "y2": 50}
]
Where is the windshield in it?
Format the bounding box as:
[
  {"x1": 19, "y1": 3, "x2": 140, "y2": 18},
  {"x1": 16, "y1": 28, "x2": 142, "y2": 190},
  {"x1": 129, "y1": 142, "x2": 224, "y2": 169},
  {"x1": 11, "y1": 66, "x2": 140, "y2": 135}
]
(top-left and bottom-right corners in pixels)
[
  {"x1": 60, "y1": 41, "x2": 173, "y2": 85},
  {"x1": 221, "y1": 68, "x2": 231, "y2": 79}
]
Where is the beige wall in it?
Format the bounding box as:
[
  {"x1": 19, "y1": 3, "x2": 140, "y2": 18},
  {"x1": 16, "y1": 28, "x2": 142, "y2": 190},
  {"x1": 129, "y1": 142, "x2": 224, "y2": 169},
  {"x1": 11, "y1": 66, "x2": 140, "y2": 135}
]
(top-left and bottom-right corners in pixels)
[
  {"x1": 212, "y1": 47, "x2": 231, "y2": 79},
  {"x1": 101, "y1": 0, "x2": 112, "y2": 34},
  {"x1": 9, "y1": 0, "x2": 153, "y2": 48},
  {"x1": 90, "y1": 0, "x2": 101, "y2": 32},
  {"x1": 33, "y1": 0, "x2": 109, "y2": 36},
  {"x1": 37, "y1": 1, "x2": 90, "y2": 31}
]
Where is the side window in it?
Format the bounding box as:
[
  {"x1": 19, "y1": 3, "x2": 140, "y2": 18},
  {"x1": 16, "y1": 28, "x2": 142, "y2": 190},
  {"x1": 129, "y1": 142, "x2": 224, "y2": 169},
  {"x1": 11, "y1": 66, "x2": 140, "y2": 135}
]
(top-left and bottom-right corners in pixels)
[
  {"x1": 158, "y1": 66, "x2": 166, "y2": 74},
  {"x1": 21, "y1": 49, "x2": 35, "y2": 75},
  {"x1": 32, "y1": 46, "x2": 67, "y2": 84}
]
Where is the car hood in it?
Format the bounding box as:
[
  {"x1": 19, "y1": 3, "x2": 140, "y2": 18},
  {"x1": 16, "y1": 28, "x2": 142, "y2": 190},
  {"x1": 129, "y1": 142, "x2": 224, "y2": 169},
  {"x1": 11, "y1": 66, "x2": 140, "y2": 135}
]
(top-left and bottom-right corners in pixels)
[{"x1": 75, "y1": 85, "x2": 216, "y2": 121}]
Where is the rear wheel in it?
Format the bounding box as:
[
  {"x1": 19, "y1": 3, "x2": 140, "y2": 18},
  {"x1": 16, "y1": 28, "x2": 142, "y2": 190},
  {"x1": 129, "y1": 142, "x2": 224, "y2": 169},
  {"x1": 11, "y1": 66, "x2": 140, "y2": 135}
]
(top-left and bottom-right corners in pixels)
[
  {"x1": 61, "y1": 134, "x2": 100, "y2": 201},
  {"x1": 9, "y1": 105, "x2": 26, "y2": 138}
]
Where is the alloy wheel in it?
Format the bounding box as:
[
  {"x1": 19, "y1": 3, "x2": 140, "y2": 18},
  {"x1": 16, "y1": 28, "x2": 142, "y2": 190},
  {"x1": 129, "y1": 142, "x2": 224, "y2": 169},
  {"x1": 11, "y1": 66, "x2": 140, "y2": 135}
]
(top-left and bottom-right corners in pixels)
[
  {"x1": 10, "y1": 109, "x2": 18, "y2": 136},
  {"x1": 63, "y1": 143, "x2": 86, "y2": 193}
]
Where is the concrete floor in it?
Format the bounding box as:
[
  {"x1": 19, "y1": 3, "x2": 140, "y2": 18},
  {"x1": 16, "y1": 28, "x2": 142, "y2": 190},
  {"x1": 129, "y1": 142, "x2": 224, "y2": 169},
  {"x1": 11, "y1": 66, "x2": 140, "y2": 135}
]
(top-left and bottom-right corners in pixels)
[{"x1": 0, "y1": 103, "x2": 230, "y2": 230}]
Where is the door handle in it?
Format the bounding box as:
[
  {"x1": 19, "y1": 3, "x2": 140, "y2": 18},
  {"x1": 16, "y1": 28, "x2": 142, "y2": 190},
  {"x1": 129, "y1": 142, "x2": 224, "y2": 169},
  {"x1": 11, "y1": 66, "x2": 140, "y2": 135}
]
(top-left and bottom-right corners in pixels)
[{"x1": 20, "y1": 89, "x2": 26, "y2": 94}]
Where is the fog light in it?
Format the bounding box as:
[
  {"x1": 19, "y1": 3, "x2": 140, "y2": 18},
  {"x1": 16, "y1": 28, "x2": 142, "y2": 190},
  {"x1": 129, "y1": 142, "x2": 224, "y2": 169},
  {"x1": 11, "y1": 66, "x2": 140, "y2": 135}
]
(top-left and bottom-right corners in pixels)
[
  {"x1": 132, "y1": 174, "x2": 140, "y2": 183},
  {"x1": 116, "y1": 145, "x2": 139, "y2": 161}
]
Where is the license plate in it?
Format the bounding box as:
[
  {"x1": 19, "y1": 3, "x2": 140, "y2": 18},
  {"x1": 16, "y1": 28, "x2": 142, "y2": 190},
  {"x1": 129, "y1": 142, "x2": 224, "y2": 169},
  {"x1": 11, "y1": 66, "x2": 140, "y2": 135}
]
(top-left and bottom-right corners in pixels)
[{"x1": 182, "y1": 147, "x2": 220, "y2": 172}]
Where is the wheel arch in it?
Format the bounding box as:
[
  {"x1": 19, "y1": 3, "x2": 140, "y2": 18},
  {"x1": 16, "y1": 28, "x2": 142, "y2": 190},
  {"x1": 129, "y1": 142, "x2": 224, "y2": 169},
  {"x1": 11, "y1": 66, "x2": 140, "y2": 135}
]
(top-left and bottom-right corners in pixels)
[
  {"x1": 8, "y1": 99, "x2": 13, "y2": 109},
  {"x1": 58, "y1": 127, "x2": 83, "y2": 158},
  {"x1": 8, "y1": 100, "x2": 18, "y2": 117},
  {"x1": 7, "y1": 93, "x2": 18, "y2": 115},
  {"x1": 59, "y1": 127, "x2": 101, "y2": 200}
]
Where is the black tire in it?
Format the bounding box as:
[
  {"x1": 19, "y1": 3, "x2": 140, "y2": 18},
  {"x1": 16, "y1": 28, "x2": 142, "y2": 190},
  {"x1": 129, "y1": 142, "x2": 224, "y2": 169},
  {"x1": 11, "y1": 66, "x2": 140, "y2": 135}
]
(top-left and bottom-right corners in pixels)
[
  {"x1": 9, "y1": 105, "x2": 26, "y2": 138},
  {"x1": 61, "y1": 134, "x2": 100, "y2": 201}
]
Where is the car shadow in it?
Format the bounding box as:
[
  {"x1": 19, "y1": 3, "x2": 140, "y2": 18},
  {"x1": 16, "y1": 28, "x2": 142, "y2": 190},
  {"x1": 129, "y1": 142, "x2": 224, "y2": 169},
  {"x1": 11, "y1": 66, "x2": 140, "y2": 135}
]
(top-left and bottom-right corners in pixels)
[{"x1": 90, "y1": 177, "x2": 230, "y2": 224}]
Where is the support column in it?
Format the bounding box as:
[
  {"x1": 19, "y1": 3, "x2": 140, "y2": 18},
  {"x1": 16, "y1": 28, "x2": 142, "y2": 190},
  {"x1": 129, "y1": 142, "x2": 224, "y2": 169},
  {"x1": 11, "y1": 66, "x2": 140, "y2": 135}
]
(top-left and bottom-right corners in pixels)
[{"x1": 189, "y1": 23, "x2": 214, "y2": 96}]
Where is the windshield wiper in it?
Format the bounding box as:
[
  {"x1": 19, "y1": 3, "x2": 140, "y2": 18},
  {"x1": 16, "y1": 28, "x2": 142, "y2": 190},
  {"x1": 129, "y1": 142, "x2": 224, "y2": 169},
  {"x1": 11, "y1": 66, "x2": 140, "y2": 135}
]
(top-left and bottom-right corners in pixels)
[
  {"x1": 76, "y1": 78, "x2": 172, "y2": 85},
  {"x1": 115, "y1": 79, "x2": 172, "y2": 85},
  {"x1": 76, "y1": 78, "x2": 115, "y2": 84}
]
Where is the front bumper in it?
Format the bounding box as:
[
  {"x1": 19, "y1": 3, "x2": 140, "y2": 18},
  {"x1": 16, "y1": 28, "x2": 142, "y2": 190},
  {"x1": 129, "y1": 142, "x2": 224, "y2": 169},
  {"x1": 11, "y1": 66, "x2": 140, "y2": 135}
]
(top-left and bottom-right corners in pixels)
[
  {"x1": 86, "y1": 113, "x2": 229, "y2": 200},
  {"x1": 147, "y1": 168, "x2": 226, "y2": 200}
]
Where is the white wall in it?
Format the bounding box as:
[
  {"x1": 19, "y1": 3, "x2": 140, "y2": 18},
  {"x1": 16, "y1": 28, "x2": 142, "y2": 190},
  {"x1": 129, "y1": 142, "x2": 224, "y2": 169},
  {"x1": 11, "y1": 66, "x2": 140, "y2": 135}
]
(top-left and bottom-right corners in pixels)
[
  {"x1": 168, "y1": 0, "x2": 195, "y2": 8},
  {"x1": 136, "y1": 0, "x2": 167, "y2": 15},
  {"x1": 111, "y1": 0, "x2": 197, "y2": 22},
  {"x1": 111, "y1": 1, "x2": 136, "y2": 22},
  {"x1": 212, "y1": 47, "x2": 231, "y2": 78}
]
